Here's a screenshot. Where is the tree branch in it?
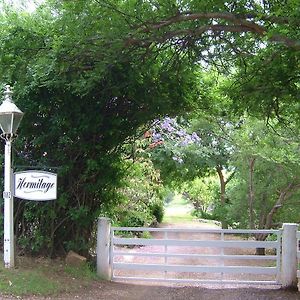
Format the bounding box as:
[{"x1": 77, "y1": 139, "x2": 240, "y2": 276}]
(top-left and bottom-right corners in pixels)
[
  {"x1": 125, "y1": 24, "x2": 266, "y2": 47},
  {"x1": 129, "y1": 11, "x2": 300, "y2": 50},
  {"x1": 141, "y1": 12, "x2": 265, "y2": 35},
  {"x1": 94, "y1": 0, "x2": 146, "y2": 28},
  {"x1": 264, "y1": 181, "x2": 300, "y2": 229},
  {"x1": 225, "y1": 170, "x2": 236, "y2": 186}
]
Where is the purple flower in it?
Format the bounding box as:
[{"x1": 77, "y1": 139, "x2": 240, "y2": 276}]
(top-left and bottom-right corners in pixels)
[
  {"x1": 176, "y1": 129, "x2": 186, "y2": 137},
  {"x1": 180, "y1": 135, "x2": 193, "y2": 146},
  {"x1": 191, "y1": 132, "x2": 201, "y2": 142},
  {"x1": 161, "y1": 118, "x2": 176, "y2": 132},
  {"x1": 172, "y1": 156, "x2": 184, "y2": 164},
  {"x1": 153, "y1": 133, "x2": 162, "y2": 142}
]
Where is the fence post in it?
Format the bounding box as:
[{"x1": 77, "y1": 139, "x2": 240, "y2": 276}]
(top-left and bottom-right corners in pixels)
[
  {"x1": 96, "y1": 217, "x2": 112, "y2": 280},
  {"x1": 281, "y1": 223, "x2": 298, "y2": 289}
]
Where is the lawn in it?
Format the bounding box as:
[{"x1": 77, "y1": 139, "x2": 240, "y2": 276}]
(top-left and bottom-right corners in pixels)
[
  {"x1": 163, "y1": 193, "x2": 195, "y2": 223},
  {"x1": 0, "y1": 255, "x2": 98, "y2": 297}
]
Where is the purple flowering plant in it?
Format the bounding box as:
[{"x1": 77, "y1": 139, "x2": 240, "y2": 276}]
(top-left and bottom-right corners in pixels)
[{"x1": 149, "y1": 117, "x2": 201, "y2": 164}]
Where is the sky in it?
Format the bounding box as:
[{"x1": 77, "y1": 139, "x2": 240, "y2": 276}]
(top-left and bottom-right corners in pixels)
[{"x1": 0, "y1": 0, "x2": 44, "y2": 12}]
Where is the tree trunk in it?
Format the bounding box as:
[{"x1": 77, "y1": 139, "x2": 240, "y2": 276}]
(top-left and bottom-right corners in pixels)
[
  {"x1": 255, "y1": 181, "x2": 300, "y2": 255},
  {"x1": 248, "y1": 157, "x2": 256, "y2": 230},
  {"x1": 247, "y1": 158, "x2": 264, "y2": 255},
  {"x1": 255, "y1": 247, "x2": 266, "y2": 255},
  {"x1": 264, "y1": 181, "x2": 300, "y2": 230},
  {"x1": 216, "y1": 166, "x2": 228, "y2": 229}
]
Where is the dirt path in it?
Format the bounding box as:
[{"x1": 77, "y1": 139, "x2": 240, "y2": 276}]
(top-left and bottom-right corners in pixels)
[
  {"x1": 114, "y1": 221, "x2": 222, "y2": 281},
  {"x1": 6, "y1": 282, "x2": 297, "y2": 300},
  {"x1": 2, "y1": 274, "x2": 299, "y2": 300},
  {"x1": 113, "y1": 221, "x2": 277, "y2": 283}
]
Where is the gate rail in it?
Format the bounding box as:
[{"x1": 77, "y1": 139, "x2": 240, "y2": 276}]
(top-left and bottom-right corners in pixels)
[
  {"x1": 96, "y1": 219, "x2": 298, "y2": 289},
  {"x1": 110, "y1": 227, "x2": 281, "y2": 285},
  {"x1": 297, "y1": 231, "x2": 300, "y2": 279}
]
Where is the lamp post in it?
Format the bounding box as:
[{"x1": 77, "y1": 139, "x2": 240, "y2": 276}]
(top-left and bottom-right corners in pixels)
[{"x1": 0, "y1": 85, "x2": 24, "y2": 268}]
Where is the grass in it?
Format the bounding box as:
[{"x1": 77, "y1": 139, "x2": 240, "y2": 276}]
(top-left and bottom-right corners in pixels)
[
  {"x1": 0, "y1": 256, "x2": 98, "y2": 297},
  {"x1": 0, "y1": 266, "x2": 60, "y2": 295},
  {"x1": 163, "y1": 193, "x2": 195, "y2": 223},
  {"x1": 65, "y1": 263, "x2": 98, "y2": 281}
]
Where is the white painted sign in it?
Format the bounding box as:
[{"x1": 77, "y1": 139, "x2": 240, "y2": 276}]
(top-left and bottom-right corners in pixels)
[{"x1": 13, "y1": 170, "x2": 57, "y2": 201}]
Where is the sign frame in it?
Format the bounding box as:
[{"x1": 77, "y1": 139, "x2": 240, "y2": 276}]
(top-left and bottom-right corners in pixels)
[{"x1": 13, "y1": 170, "x2": 57, "y2": 201}]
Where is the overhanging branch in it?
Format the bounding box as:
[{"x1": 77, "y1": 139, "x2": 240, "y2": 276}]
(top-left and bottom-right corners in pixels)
[
  {"x1": 125, "y1": 24, "x2": 265, "y2": 47},
  {"x1": 128, "y1": 11, "x2": 300, "y2": 50}
]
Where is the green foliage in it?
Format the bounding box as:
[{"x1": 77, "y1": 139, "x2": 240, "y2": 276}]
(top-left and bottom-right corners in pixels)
[
  {"x1": 226, "y1": 47, "x2": 300, "y2": 120},
  {"x1": 117, "y1": 210, "x2": 149, "y2": 228},
  {"x1": 209, "y1": 200, "x2": 231, "y2": 226},
  {"x1": 226, "y1": 118, "x2": 300, "y2": 229},
  {"x1": 0, "y1": 0, "x2": 299, "y2": 256},
  {"x1": 193, "y1": 210, "x2": 216, "y2": 221},
  {"x1": 151, "y1": 202, "x2": 164, "y2": 223},
  {"x1": 182, "y1": 176, "x2": 219, "y2": 213},
  {"x1": 227, "y1": 159, "x2": 300, "y2": 228},
  {"x1": 107, "y1": 141, "x2": 165, "y2": 230},
  {"x1": 0, "y1": 2, "x2": 197, "y2": 255}
]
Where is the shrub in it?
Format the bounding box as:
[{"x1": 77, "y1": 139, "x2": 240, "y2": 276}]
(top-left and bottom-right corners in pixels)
[{"x1": 151, "y1": 203, "x2": 164, "y2": 223}]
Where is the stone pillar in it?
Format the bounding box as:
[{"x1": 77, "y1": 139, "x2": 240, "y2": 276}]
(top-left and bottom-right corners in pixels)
[
  {"x1": 281, "y1": 223, "x2": 298, "y2": 289},
  {"x1": 96, "y1": 217, "x2": 112, "y2": 280}
]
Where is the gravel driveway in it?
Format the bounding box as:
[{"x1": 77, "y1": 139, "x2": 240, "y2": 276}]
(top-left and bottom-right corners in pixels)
[
  {"x1": 113, "y1": 221, "x2": 284, "y2": 283},
  {"x1": 2, "y1": 281, "x2": 298, "y2": 300}
]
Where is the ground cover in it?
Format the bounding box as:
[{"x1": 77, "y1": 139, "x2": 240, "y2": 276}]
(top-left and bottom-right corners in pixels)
[
  {"x1": 163, "y1": 194, "x2": 195, "y2": 223},
  {"x1": 0, "y1": 256, "x2": 98, "y2": 297}
]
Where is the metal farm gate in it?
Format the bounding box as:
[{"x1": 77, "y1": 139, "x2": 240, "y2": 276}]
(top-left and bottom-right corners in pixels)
[
  {"x1": 110, "y1": 227, "x2": 282, "y2": 285},
  {"x1": 297, "y1": 231, "x2": 300, "y2": 280}
]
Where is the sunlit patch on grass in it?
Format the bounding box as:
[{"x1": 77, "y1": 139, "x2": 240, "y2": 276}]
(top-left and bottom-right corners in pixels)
[{"x1": 163, "y1": 193, "x2": 195, "y2": 223}]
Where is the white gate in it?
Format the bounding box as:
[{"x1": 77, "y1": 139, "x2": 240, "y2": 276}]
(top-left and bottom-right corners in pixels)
[
  {"x1": 110, "y1": 227, "x2": 282, "y2": 285},
  {"x1": 297, "y1": 231, "x2": 300, "y2": 279}
]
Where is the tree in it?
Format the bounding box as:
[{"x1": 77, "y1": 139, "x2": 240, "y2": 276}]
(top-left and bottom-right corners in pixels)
[
  {"x1": 111, "y1": 0, "x2": 300, "y2": 119},
  {"x1": 225, "y1": 46, "x2": 300, "y2": 120},
  {"x1": 182, "y1": 175, "x2": 219, "y2": 219},
  {"x1": 0, "y1": 0, "x2": 298, "y2": 256},
  {"x1": 4, "y1": 1, "x2": 300, "y2": 116},
  {"x1": 0, "y1": 3, "x2": 198, "y2": 255},
  {"x1": 110, "y1": 136, "x2": 165, "y2": 229},
  {"x1": 227, "y1": 118, "x2": 300, "y2": 236},
  {"x1": 112, "y1": 0, "x2": 300, "y2": 50},
  {"x1": 147, "y1": 113, "x2": 236, "y2": 228}
]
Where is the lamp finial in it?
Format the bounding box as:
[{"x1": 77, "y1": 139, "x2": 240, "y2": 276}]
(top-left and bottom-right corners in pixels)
[{"x1": 3, "y1": 85, "x2": 13, "y2": 102}]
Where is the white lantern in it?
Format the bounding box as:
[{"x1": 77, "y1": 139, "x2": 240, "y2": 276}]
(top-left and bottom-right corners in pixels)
[{"x1": 0, "y1": 85, "x2": 24, "y2": 136}]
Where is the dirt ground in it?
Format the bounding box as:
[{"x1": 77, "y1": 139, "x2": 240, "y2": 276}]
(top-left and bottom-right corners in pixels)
[
  {"x1": 113, "y1": 221, "x2": 285, "y2": 283},
  {"x1": 1, "y1": 281, "x2": 299, "y2": 300}
]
